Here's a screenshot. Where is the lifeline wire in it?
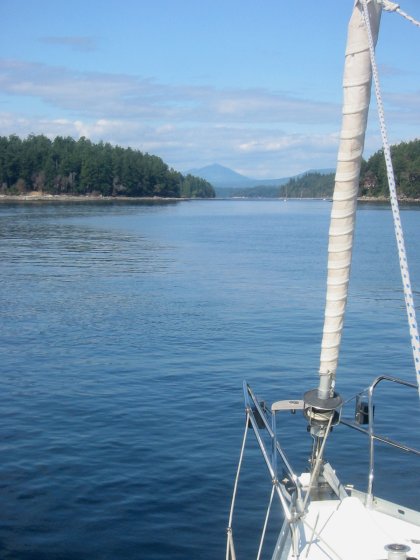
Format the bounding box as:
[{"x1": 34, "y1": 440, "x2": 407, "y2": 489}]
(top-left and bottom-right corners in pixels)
[
  {"x1": 361, "y1": 0, "x2": 420, "y2": 395},
  {"x1": 226, "y1": 414, "x2": 249, "y2": 560}
]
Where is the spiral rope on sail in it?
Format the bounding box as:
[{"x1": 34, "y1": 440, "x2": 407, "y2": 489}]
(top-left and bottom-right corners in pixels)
[
  {"x1": 361, "y1": 0, "x2": 420, "y2": 395},
  {"x1": 382, "y1": 0, "x2": 420, "y2": 27},
  {"x1": 318, "y1": 0, "x2": 382, "y2": 397}
]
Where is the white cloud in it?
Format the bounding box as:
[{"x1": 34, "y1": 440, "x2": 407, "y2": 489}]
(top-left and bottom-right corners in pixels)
[
  {"x1": 0, "y1": 58, "x2": 417, "y2": 177},
  {"x1": 0, "y1": 59, "x2": 338, "y2": 125},
  {"x1": 0, "y1": 109, "x2": 339, "y2": 177},
  {"x1": 238, "y1": 138, "x2": 302, "y2": 153}
]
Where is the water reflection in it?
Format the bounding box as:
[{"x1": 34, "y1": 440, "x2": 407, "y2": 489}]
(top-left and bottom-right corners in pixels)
[
  {"x1": 0, "y1": 200, "x2": 419, "y2": 560},
  {"x1": 0, "y1": 203, "x2": 176, "y2": 279}
]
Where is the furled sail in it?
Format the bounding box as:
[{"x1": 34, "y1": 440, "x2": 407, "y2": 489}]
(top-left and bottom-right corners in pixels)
[{"x1": 318, "y1": 0, "x2": 382, "y2": 398}]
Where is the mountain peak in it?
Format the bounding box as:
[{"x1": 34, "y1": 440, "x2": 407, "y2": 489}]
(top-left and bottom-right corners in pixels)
[
  {"x1": 186, "y1": 163, "x2": 334, "y2": 192},
  {"x1": 187, "y1": 163, "x2": 253, "y2": 187}
]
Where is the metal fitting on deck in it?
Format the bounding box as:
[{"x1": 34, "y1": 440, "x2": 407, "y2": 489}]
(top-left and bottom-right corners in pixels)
[
  {"x1": 303, "y1": 389, "x2": 343, "y2": 437},
  {"x1": 385, "y1": 543, "x2": 411, "y2": 560}
]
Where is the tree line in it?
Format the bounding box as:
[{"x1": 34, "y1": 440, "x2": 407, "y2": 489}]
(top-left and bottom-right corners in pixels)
[
  {"x1": 279, "y1": 140, "x2": 420, "y2": 200},
  {"x1": 360, "y1": 139, "x2": 420, "y2": 199},
  {"x1": 283, "y1": 139, "x2": 420, "y2": 200},
  {"x1": 280, "y1": 172, "x2": 334, "y2": 199},
  {"x1": 228, "y1": 174, "x2": 334, "y2": 199},
  {"x1": 0, "y1": 134, "x2": 215, "y2": 199}
]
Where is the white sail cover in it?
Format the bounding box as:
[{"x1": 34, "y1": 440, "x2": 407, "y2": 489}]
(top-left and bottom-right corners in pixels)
[{"x1": 319, "y1": 0, "x2": 382, "y2": 397}]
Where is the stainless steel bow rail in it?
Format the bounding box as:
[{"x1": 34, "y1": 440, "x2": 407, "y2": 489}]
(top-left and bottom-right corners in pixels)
[
  {"x1": 340, "y1": 375, "x2": 420, "y2": 507},
  {"x1": 226, "y1": 377, "x2": 420, "y2": 560},
  {"x1": 226, "y1": 382, "x2": 306, "y2": 560}
]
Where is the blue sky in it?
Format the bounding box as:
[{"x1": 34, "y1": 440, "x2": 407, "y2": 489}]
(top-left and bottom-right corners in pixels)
[{"x1": 0, "y1": 0, "x2": 419, "y2": 178}]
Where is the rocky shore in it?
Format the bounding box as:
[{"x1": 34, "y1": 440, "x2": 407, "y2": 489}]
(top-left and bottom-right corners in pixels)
[{"x1": 0, "y1": 192, "x2": 184, "y2": 202}]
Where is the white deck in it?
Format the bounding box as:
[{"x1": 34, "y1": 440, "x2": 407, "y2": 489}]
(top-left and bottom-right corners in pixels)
[{"x1": 288, "y1": 495, "x2": 420, "y2": 560}]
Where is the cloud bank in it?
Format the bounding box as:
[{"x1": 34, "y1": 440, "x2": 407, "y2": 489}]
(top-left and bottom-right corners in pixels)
[{"x1": 0, "y1": 58, "x2": 416, "y2": 177}]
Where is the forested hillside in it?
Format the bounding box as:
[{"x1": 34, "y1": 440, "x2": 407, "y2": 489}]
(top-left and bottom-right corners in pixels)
[
  {"x1": 0, "y1": 135, "x2": 215, "y2": 199},
  {"x1": 276, "y1": 139, "x2": 420, "y2": 200},
  {"x1": 360, "y1": 139, "x2": 420, "y2": 199},
  {"x1": 228, "y1": 172, "x2": 335, "y2": 198},
  {"x1": 280, "y1": 172, "x2": 335, "y2": 198},
  {"x1": 231, "y1": 185, "x2": 281, "y2": 198}
]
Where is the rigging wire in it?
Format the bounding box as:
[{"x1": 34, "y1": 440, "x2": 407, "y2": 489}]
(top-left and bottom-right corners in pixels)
[
  {"x1": 226, "y1": 414, "x2": 249, "y2": 560},
  {"x1": 360, "y1": 0, "x2": 420, "y2": 395},
  {"x1": 256, "y1": 485, "x2": 275, "y2": 560}
]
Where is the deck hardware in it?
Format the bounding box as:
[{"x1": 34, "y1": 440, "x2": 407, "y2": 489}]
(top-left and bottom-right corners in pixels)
[
  {"x1": 355, "y1": 395, "x2": 372, "y2": 424},
  {"x1": 385, "y1": 543, "x2": 410, "y2": 560}
]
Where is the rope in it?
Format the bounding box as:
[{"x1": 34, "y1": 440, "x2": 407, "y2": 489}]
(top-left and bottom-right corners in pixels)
[
  {"x1": 360, "y1": 0, "x2": 420, "y2": 395},
  {"x1": 382, "y1": 0, "x2": 420, "y2": 27},
  {"x1": 396, "y1": 8, "x2": 420, "y2": 27}
]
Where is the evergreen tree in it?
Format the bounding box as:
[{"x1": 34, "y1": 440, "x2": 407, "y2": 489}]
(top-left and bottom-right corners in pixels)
[
  {"x1": 0, "y1": 134, "x2": 216, "y2": 199},
  {"x1": 360, "y1": 139, "x2": 420, "y2": 199}
]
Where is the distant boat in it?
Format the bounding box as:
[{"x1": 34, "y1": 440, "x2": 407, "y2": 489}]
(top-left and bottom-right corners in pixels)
[{"x1": 226, "y1": 1, "x2": 420, "y2": 559}]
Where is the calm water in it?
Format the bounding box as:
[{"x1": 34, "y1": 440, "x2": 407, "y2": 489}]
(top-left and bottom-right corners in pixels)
[{"x1": 0, "y1": 199, "x2": 419, "y2": 559}]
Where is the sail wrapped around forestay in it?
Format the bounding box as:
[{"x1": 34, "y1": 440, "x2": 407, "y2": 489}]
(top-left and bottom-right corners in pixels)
[{"x1": 319, "y1": 0, "x2": 382, "y2": 398}]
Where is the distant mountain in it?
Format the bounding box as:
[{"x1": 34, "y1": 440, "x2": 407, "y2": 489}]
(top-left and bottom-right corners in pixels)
[
  {"x1": 186, "y1": 163, "x2": 334, "y2": 197},
  {"x1": 186, "y1": 164, "x2": 255, "y2": 189}
]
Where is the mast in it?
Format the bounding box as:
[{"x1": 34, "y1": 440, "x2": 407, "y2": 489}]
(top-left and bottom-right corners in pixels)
[{"x1": 318, "y1": 0, "x2": 382, "y2": 399}]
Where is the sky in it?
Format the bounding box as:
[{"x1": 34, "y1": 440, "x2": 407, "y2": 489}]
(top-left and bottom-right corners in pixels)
[{"x1": 0, "y1": 0, "x2": 419, "y2": 179}]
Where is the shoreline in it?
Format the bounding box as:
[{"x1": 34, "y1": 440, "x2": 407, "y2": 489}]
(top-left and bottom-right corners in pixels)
[
  {"x1": 0, "y1": 193, "x2": 186, "y2": 203},
  {"x1": 0, "y1": 193, "x2": 419, "y2": 203},
  {"x1": 358, "y1": 196, "x2": 420, "y2": 203}
]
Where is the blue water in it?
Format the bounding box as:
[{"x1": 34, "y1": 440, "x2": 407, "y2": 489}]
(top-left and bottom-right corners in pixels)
[{"x1": 0, "y1": 199, "x2": 419, "y2": 559}]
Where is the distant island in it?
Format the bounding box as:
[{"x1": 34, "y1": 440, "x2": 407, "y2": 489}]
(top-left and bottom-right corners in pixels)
[{"x1": 0, "y1": 135, "x2": 215, "y2": 199}]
